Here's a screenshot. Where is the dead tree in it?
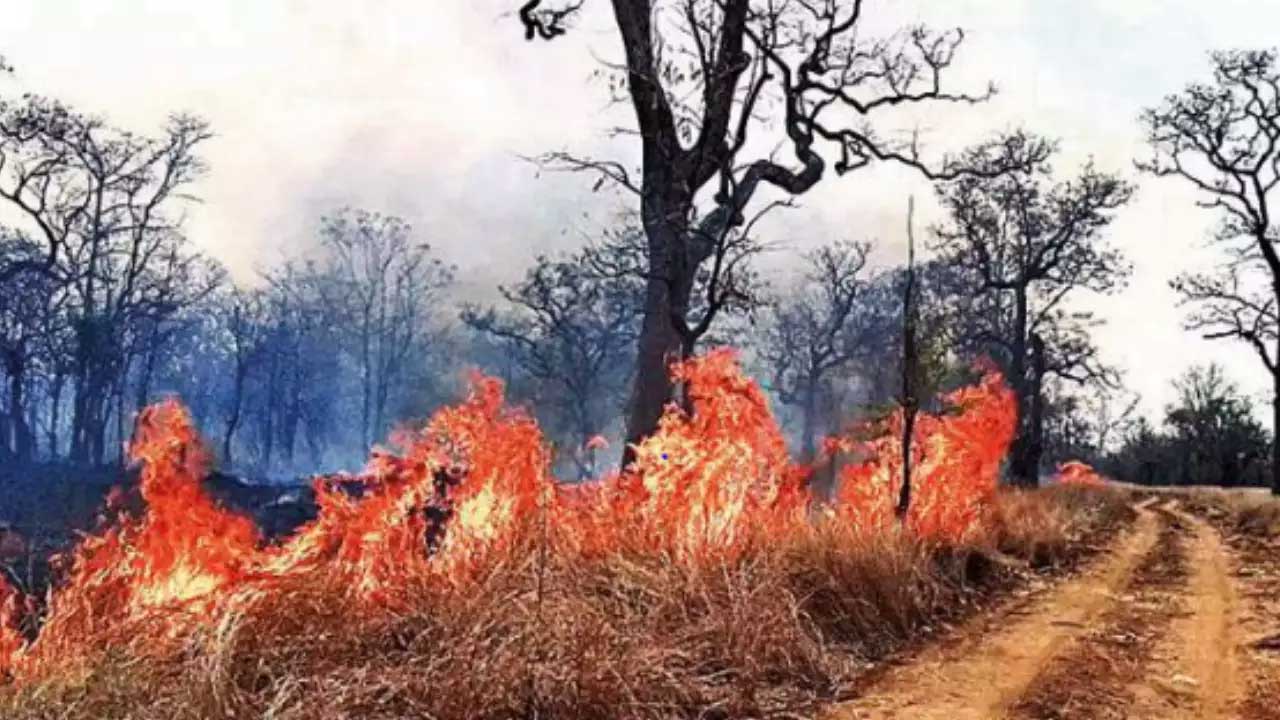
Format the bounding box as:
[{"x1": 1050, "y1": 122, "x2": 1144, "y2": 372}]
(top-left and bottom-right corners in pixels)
[
  {"x1": 934, "y1": 131, "x2": 1133, "y2": 487},
  {"x1": 515, "y1": 0, "x2": 1034, "y2": 464},
  {"x1": 897, "y1": 196, "x2": 919, "y2": 519},
  {"x1": 758, "y1": 239, "x2": 870, "y2": 463},
  {"x1": 1139, "y1": 49, "x2": 1280, "y2": 495}
]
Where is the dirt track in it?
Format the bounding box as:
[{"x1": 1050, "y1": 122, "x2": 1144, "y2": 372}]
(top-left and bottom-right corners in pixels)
[{"x1": 829, "y1": 495, "x2": 1278, "y2": 720}]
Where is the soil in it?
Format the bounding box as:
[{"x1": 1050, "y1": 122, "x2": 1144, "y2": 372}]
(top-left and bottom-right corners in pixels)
[{"x1": 827, "y1": 493, "x2": 1278, "y2": 720}]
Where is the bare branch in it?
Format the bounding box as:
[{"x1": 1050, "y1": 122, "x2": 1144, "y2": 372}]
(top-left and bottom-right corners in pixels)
[{"x1": 518, "y1": 0, "x2": 585, "y2": 41}]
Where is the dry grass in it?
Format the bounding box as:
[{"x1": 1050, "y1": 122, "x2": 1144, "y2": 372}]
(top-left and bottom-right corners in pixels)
[
  {"x1": 1223, "y1": 494, "x2": 1280, "y2": 538},
  {"x1": 986, "y1": 485, "x2": 1136, "y2": 569},
  {"x1": 0, "y1": 486, "x2": 1134, "y2": 720},
  {"x1": 1169, "y1": 486, "x2": 1280, "y2": 539}
]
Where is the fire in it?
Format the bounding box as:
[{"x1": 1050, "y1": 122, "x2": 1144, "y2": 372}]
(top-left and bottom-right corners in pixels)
[
  {"x1": 0, "y1": 350, "x2": 1020, "y2": 682},
  {"x1": 568, "y1": 349, "x2": 810, "y2": 559},
  {"x1": 0, "y1": 582, "x2": 21, "y2": 675},
  {"x1": 830, "y1": 370, "x2": 1018, "y2": 541},
  {"x1": 1054, "y1": 461, "x2": 1107, "y2": 487}
]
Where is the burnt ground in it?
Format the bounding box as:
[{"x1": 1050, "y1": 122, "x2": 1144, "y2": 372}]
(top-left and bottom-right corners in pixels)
[{"x1": 0, "y1": 464, "x2": 314, "y2": 597}]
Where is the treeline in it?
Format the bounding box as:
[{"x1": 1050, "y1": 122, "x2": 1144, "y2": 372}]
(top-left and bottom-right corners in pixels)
[
  {"x1": 0, "y1": 76, "x2": 465, "y2": 474},
  {"x1": 2, "y1": 42, "x2": 1279, "y2": 491},
  {"x1": 1101, "y1": 365, "x2": 1272, "y2": 488},
  {"x1": 0, "y1": 87, "x2": 1223, "y2": 483}
]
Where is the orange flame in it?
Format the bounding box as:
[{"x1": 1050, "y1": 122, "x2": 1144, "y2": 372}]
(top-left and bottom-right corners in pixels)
[
  {"x1": 0, "y1": 581, "x2": 21, "y2": 675},
  {"x1": 566, "y1": 349, "x2": 810, "y2": 559},
  {"x1": 0, "y1": 351, "x2": 1019, "y2": 681},
  {"x1": 1053, "y1": 461, "x2": 1107, "y2": 487},
  {"x1": 831, "y1": 370, "x2": 1018, "y2": 542}
]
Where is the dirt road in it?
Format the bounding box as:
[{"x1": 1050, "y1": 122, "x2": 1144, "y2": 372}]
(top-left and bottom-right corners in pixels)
[{"x1": 829, "y1": 495, "x2": 1278, "y2": 720}]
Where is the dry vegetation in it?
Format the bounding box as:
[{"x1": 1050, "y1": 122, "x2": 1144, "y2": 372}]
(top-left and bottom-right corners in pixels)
[{"x1": 0, "y1": 486, "x2": 1133, "y2": 720}]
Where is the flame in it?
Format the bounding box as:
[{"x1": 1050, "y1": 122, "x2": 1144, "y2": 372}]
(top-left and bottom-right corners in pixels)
[
  {"x1": 0, "y1": 582, "x2": 21, "y2": 676},
  {"x1": 565, "y1": 349, "x2": 810, "y2": 559},
  {"x1": 0, "y1": 350, "x2": 1020, "y2": 681},
  {"x1": 1053, "y1": 460, "x2": 1107, "y2": 487},
  {"x1": 830, "y1": 370, "x2": 1018, "y2": 542}
]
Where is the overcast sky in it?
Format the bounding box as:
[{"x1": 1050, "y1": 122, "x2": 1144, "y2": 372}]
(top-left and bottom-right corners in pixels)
[{"x1": 0, "y1": 0, "x2": 1275, "y2": 426}]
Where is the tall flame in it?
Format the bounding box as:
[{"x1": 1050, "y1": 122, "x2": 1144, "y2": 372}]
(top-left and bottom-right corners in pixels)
[
  {"x1": 0, "y1": 350, "x2": 1018, "y2": 681},
  {"x1": 567, "y1": 349, "x2": 810, "y2": 560},
  {"x1": 826, "y1": 369, "x2": 1018, "y2": 541}
]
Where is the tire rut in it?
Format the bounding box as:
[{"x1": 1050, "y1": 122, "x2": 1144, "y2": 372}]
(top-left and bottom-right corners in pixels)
[
  {"x1": 826, "y1": 499, "x2": 1163, "y2": 720},
  {"x1": 1134, "y1": 507, "x2": 1245, "y2": 719},
  {"x1": 1007, "y1": 503, "x2": 1190, "y2": 720}
]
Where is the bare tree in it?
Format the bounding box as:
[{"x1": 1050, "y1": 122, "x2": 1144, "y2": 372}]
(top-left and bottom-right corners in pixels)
[
  {"x1": 934, "y1": 131, "x2": 1134, "y2": 486},
  {"x1": 217, "y1": 288, "x2": 269, "y2": 466},
  {"x1": 315, "y1": 208, "x2": 454, "y2": 451},
  {"x1": 515, "y1": 0, "x2": 1032, "y2": 463},
  {"x1": 1139, "y1": 49, "x2": 1280, "y2": 495},
  {"x1": 758, "y1": 239, "x2": 870, "y2": 462}
]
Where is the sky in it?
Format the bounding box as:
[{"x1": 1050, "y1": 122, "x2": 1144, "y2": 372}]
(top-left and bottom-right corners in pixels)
[{"x1": 0, "y1": 0, "x2": 1276, "y2": 427}]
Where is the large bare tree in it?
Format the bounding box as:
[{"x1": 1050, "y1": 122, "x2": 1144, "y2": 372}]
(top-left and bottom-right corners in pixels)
[
  {"x1": 934, "y1": 131, "x2": 1134, "y2": 486},
  {"x1": 1139, "y1": 49, "x2": 1280, "y2": 495},
  {"x1": 516, "y1": 0, "x2": 1030, "y2": 463}
]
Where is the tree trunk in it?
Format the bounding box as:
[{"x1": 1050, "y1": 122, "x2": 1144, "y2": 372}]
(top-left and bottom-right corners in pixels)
[
  {"x1": 70, "y1": 376, "x2": 89, "y2": 464},
  {"x1": 69, "y1": 318, "x2": 99, "y2": 464},
  {"x1": 134, "y1": 339, "x2": 158, "y2": 413},
  {"x1": 0, "y1": 409, "x2": 10, "y2": 465},
  {"x1": 47, "y1": 372, "x2": 64, "y2": 460},
  {"x1": 283, "y1": 404, "x2": 299, "y2": 466},
  {"x1": 1006, "y1": 288, "x2": 1039, "y2": 487},
  {"x1": 800, "y1": 379, "x2": 818, "y2": 464},
  {"x1": 622, "y1": 215, "x2": 694, "y2": 466},
  {"x1": 223, "y1": 362, "x2": 247, "y2": 466},
  {"x1": 897, "y1": 196, "x2": 921, "y2": 519},
  {"x1": 360, "y1": 320, "x2": 372, "y2": 451},
  {"x1": 1025, "y1": 333, "x2": 1047, "y2": 481},
  {"x1": 623, "y1": 278, "x2": 682, "y2": 465},
  {"x1": 113, "y1": 373, "x2": 126, "y2": 465},
  {"x1": 5, "y1": 351, "x2": 32, "y2": 464}
]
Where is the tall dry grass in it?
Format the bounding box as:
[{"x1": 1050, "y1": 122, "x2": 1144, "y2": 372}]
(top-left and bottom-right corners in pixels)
[
  {"x1": 1163, "y1": 486, "x2": 1280, "y2": 538},
  {"x1": 0, "y1": 486, "x2": 1132, "y2": 720}
]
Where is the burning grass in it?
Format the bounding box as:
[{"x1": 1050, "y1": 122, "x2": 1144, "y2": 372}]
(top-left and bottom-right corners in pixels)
[{"x1": 0, "y1": 350, "x2": 1132, "y2": 719}]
